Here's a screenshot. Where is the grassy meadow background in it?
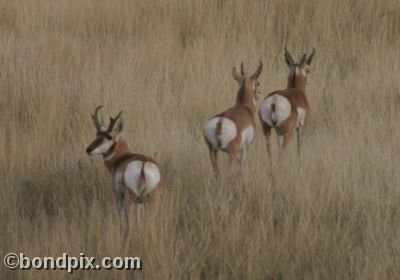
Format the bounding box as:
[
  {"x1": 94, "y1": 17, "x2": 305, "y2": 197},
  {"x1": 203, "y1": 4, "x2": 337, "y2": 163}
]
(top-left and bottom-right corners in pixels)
[{"x1": 1, "y1": 0, "x2": 400, "y2": 279}]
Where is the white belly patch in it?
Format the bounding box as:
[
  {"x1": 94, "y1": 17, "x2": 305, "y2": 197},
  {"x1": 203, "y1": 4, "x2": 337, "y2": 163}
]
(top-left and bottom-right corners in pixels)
[
  {"x1": 259, "y1": 95, "x2": 291, "y2": 127},
  {"x1": 241, "y1": 126, "x2": 254, "y2": 149},
  {"x1": 114, "y1": 171, "x2": 124, "y2": 192},
  {"x1": 296, "y1": 108, "x2": 306, "y2": 128},
  {"x1": 123, "y1": 161, "x2": 161, "y2": 197},
  {"x1": 203, "y1": 117, "x2": 237, "y2": 150}
]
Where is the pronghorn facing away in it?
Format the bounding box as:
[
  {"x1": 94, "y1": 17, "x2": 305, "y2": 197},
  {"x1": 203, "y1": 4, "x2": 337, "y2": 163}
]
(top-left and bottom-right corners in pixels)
[
  {"x1": 259, "y1": 47, "x2": 315, "y2": 157},
  {"x1": 203, "y1": 62, "x2": 263, "y2": 176},
  {"x1": 86, "y1": 106, "x2": 161, "y2": 239}
]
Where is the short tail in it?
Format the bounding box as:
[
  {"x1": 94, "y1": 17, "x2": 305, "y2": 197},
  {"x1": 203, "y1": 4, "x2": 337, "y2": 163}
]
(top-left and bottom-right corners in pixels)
[
  {"x1": 270, "y1": 103, "x2": 277, "y2": 127},
  {"x1": 215, "y1": 118, "x2": 223, "y2": 149},
  {"x1": 138, "y1": 163, "x2": 146, "y2": 196}
]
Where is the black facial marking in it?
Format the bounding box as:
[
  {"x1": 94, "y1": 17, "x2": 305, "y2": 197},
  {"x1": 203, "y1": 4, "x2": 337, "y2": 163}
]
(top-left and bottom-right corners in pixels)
[
  {"x1": 86, "y1": 133, "x2": 113, "y2": 155},
  {"x1": 96, "y1": 132, "x2": 113, "y2": 140},
  {"x1": 86, "y1": 137, "x2": 103, "y2": 154},
  {"x1": 103, "y1": 141, "x2": 117, "y2": 158}
]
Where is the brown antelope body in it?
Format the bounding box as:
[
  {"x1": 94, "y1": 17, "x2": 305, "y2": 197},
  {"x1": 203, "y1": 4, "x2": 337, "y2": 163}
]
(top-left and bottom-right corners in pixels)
[
  {"x1": 86, "y1": 106, "x2": 161, "y2": 239},
  {"x1": 203, "y1": 62, "x2": 263, "y2": 176},
  {"x1": 259, "y1": 48, "x2": 315, "y2": 157}
]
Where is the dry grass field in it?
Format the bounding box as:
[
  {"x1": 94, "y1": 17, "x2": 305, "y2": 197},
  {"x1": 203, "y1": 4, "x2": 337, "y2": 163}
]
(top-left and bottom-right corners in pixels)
[{"x1": 1, "y1": 0, "x2": 400, "y2": 279}]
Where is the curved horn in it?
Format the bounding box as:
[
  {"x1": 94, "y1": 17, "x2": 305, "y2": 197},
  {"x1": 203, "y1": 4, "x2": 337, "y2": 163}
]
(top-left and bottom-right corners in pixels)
[
  {"x1": 240, "y1": 62, "x2": 246, "y2": 76},
  {"x1": 106, "y1": 111, "x2": 123, "y2": 133},
  {"x1": 91, "y1": 105, "x2": 103, "y2": 131},
  {"x1": 250, "y1": 60, "x2": 263, "y2": 80},
  {"x1": 299, "y1": 53, "x2": 307, "y2": 65},
  {"x1": 306, "y1": 47, "x2": 315, "y2": 65},
  {"x1": 232, "y1": 66, "x2": 242, "y2": 82},
  {"x1": 284, "y1": 46, "x2": 295, "y2": 65}
]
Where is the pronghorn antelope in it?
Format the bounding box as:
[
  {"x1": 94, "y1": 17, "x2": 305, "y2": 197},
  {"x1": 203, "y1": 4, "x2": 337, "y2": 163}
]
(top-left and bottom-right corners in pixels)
[
  {"x1": 86, "y1": 106, "x2": 161, "y2": 239},
  {"x1": 259, "y1": 47, "x2": 315, "y2": 157},
  {"x1": 203, "y1": 61, "x2": 263, "y2": 176}
]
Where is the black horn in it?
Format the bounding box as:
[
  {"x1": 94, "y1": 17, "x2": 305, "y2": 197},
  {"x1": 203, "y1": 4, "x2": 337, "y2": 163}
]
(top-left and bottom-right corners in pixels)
[
  {"x1": 284, "y1": 46, "x2": 295, "y2": 65},
  {"x1": 106, "y1": 111, "x2": 123, "y2": 133},
  {"x1": 250, "y1": 60, "x2": 263, "y2": 80},
  {"x1": 306, "y1": 48, "x2": 316, "y2": 65},
  {"x1": 240, "y1": 62, "x2": 246, "y2": 76},
  {"x1": 91, "y1": 105, "x2": 103, "y2": 131}
]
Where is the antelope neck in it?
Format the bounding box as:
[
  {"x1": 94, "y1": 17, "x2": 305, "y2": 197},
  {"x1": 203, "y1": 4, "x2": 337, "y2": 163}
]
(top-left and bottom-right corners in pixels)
[
  {"x1": 291, "y1": 67, "x2": 297, "y2": 87},
  {"x1": 103, "y1": 142, "x2": 116, "y2": 161},
  {"x1": 288, "y1": 66, "x2": 306, "y2": 91},
  {"x1": 103, "y1": 139, "x2": 132, "y2": 172},
  {"x1": 236, "y1": 82, "x2": 256, "y2": 113}
]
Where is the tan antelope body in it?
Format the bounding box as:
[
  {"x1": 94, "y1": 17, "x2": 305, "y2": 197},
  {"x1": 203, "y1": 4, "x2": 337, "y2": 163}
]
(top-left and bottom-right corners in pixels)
[
  {"x1": 203, "y1": 62, "x2": 263, "y2": 176},
  {"x1": 259, "y1": 48, "x2": 315, "y2": 157},
  {"x1": 86, "y1": 106, "x2": 161, "y2": 239}
]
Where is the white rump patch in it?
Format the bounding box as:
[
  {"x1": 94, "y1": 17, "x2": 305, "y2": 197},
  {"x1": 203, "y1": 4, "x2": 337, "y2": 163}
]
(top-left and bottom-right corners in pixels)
[
  {"x1": 259, "y1": 95, "x2": 291, "y2": 127},
  {"x1": 296, "y1": 108, "x2": 306, "y2": 129},
  {"x1": 203, "y1": 117, "x2": 237, "y2": 150},
  {"x1": 124, "y1": 161, "x2": 160, "y2": 197},
  {"x1": 142, "y1": 162, "x2": 161, "y2": 195},
  {"x1": 124, "y1": 161, "x2": 143, "y2": 196},
  {"x1": 241, "y1": 126, "x2": 254, "y2": 149}
]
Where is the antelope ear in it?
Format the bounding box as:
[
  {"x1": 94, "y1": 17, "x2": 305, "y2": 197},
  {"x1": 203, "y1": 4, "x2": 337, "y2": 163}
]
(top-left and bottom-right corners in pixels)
[
  {"x1": 232, "y1": 66, "x2": 243, "y2": 83},
  {"x1": 240, "y1": 62, "x2": 246, "y2": 76},
  {"x1": 115, "y1": 119, "x2": 123, "y2": 133},
  {"x1": 284, "y1": 55, "x2": 292, "y2": 66},
  {"x1": 250, "y1": 60, "x2": 263, "y2": 80},
  {"x1": 306, "y1": 48, "x2": 315, "y2": 65},
  {"x1": 299, "y1": 53, "x2": 307, "y2": 66},
  {"x1": 284, "y1": 46, "x2": 295, "y2": 66}
]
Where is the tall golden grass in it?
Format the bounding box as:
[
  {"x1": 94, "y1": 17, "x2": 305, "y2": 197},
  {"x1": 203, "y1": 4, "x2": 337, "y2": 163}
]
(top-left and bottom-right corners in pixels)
[{"x1": 1, "y1": 0, "x2": 400, "y2": 279}]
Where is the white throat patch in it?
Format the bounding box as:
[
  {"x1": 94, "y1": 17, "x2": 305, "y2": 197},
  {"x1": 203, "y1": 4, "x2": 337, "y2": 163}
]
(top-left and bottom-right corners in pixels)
[
  {"x1": 91, "y1": 140, "x2": 115, "y2": 155},
  {"x1": 104, "y1": 151, "x2": 116, "y2": 161}
]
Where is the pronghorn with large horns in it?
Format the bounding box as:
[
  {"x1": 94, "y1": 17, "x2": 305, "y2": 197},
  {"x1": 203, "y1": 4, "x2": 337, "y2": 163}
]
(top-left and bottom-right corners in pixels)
[
  {"x1": 259, "y1": 47, "x2": 315, "y2": 157},
  {"x1": 86, "y1": 106, "x2": 161, "y2": 239},
  {"x1": 203, "y1": 61, "x2": 263, "y2": 176}
]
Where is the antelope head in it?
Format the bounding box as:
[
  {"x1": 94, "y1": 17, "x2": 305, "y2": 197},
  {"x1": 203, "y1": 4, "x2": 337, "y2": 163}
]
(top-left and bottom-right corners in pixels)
[
  {"x1": 86, "y1": 106, "x2": 123, "y2": 156},
  {"x1": 232, "y1": 61, "x2": 263, "y2": 102},
  {"x1": 284, "y1": 47, "x2": 315, "y2": 86}
]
